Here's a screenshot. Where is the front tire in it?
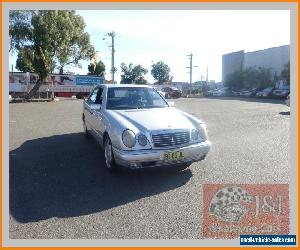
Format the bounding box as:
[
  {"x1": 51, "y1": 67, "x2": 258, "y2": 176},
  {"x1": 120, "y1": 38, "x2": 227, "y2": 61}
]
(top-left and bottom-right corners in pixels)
[
  {"x1": 104, "y1": 137, "x2": 117, "y2": 172},
  {"x1": 84, "y1": 122, "x2": 91, "y2": 139}
]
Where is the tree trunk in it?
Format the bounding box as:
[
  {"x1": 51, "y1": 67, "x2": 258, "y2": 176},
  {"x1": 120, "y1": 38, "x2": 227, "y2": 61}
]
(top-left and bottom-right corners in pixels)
[
  {"x1": 25, "y1": 78, "x2": 43, "y2": 100},
  {"x1": 24, "y1": 45, "x2": 49, "y2": 100}
]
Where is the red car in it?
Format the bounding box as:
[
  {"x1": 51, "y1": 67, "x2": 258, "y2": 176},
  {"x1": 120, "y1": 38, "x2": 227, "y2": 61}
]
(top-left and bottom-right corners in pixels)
[{"x1": 162, "y1": 86, "x2": 182, "y2": 99}]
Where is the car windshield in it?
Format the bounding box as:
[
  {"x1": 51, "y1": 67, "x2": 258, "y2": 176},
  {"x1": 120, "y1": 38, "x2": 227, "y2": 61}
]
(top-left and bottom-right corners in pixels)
[{"x1": 106, "y1": 87, "x2": 169, "y2": 110}]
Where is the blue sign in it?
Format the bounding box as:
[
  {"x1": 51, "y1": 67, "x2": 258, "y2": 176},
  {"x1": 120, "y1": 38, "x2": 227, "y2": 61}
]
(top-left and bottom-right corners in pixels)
[{"x1": 75, "y1": 76, "x2": 104, "y2": 86}]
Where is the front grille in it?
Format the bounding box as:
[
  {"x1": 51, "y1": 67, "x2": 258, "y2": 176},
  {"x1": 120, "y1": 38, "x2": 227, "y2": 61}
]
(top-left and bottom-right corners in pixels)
[{"x1": 152, "y1": 131, "x2": 190, "y2": 148}]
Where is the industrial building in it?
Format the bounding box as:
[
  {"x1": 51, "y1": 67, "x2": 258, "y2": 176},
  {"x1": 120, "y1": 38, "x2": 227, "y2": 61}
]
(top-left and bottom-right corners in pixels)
[{"x1": 222, "y1": 45, "x2": 290, "y2": 83}]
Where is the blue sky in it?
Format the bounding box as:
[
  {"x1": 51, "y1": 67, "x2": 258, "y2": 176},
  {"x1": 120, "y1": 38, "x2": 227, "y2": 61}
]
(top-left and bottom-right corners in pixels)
[{"x1": 9, "y1": 10, "x2": 290, "y2": 83}]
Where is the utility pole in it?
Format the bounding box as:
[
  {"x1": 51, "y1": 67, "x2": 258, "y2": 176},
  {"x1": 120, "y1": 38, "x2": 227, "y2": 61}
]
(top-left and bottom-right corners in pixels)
[
  {"x1": 11, "y1": 64, "x2": 15, "y2": 97},
  {"x1": 206, "y1": 65, "x2": 209, "y2": 84},
  {"x1": 186, "y1": 53, "x2": 198, "y2": 96},
  {"x1": 107, "y1": 31, "x2": 115, "y2": 84}
]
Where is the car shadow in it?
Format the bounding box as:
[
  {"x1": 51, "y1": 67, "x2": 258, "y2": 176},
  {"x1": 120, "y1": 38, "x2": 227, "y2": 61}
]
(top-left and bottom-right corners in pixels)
[
  {"x1": 279, "y1": 111, "x2": 290, "y2": 116},
  {"x1": 10, "y1": 133, "x2": 192, "y2": 223},
  {"x1": 203, "y1": 96, "x2": 286, "y2": 104}
]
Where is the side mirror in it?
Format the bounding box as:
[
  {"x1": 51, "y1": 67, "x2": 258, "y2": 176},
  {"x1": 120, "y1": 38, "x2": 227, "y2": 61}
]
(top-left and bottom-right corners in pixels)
[
  {"x1": 168, "y1": 101, "x2": 175, "y2": 107},
  {"x1": 90, "y1": 104, "x2": 102, "y2": 111}
]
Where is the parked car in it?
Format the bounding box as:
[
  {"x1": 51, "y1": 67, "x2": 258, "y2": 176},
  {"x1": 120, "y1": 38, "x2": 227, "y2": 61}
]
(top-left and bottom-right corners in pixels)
[
  {"x1": 83, "y1": 84, "x2": 211, "y2": 172},
  {"x1": 212, "y1": 87, "x2": 230, "y2": 97},
  {"x1": 256, "y1": 87, "x2": 274, "y2": 98},
  {"x1": 240, "y1": 88, "x2": 257, "y2": 97},
  {"x1": 285, "y1": 94, "x2": 290, "y2": 107},
  {"x1": 272, "y1": 87, "x2": 290, "y2": 99},
  {"x1": 162, "y1": 86, "x2": 182, "y2": 99},
  {"x1": 231, "y1": 90, "x2": 241, "y2": 96},
  {"x1": 204, "y1": 89, "x2": 216, "y2": 97},
  {"x1": 239, "y1": 89, "x2": 250, "y2": 97}
]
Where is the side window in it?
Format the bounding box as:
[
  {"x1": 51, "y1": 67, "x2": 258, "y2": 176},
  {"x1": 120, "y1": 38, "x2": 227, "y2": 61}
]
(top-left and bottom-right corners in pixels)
[
  {"x1": 95, "y1": 87, "x2": 104, "y2": 104},
  {"x1": 88, "y1": 88, "x2": 98, "y2": 104}
]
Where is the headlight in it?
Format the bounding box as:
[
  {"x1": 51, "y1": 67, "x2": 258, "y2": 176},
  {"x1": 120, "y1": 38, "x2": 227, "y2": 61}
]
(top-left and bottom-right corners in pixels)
[
  {"x1": 198, "y1": 125, "x2": 208, "y2": 141},
  {"x1": 192, "y1": 125, "x2": 208, "y2": 141},
  {"x1": 191, "y1": 129, "x2": 199, "y2": 140},
  {"x1": 122, "y1": 129, "x2": 136, "y2": 148},
  {"x1": 138, "y1": 134, "x2": 148, "y2": 146}
]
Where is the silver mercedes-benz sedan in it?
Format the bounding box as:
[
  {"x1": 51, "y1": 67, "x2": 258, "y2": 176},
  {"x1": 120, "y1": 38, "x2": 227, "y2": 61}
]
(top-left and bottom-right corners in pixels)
[{"x1": 82, "y1": 84, "x2": 211, "y2": 172}]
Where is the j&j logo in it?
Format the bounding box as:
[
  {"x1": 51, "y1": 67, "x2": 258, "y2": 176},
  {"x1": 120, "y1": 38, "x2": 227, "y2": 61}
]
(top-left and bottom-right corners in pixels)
[
  {"x1": 203, "y1": 184, "x2": 289, "y2": 238},
  {"x1": 209, "y1": 186, "x2": 253, "y2": 223}
]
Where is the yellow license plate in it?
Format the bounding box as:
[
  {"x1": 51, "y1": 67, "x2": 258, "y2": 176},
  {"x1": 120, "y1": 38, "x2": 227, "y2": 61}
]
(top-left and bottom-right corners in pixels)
[{"x1": 163, "y1": 151, "x2": 184, "y2": 161}]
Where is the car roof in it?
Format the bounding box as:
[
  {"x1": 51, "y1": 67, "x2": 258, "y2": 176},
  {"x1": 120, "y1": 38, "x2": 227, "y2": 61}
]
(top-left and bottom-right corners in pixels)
[{"x1": 104, "y1": 84, "x2": 153, "y2": 88}]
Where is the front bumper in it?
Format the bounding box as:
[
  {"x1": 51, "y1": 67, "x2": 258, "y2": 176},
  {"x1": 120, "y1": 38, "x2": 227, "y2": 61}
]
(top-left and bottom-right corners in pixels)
[{"x1": 113, "y1": 140, "x2": 211, "y2": 169}]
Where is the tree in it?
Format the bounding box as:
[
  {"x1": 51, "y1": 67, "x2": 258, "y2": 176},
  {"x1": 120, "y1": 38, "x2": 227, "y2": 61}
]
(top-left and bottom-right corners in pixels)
[
  {"x1": 224, "y1": 66, "x2": 273, "y2": 89},
  {"x1": 256, "y1": 67, "x2": 272, "y2": 88},
  {"x1": 88, "y1": 60, "x2": 105, "y2": 76},
  {"x1": 224, "y1": 70, "x2": 243, "y2": 90},
  {"x1": 16, "y1": 47, "x2": 35, "y2": 73},
  {"x1": 242, "y1": 67, "x2": 260, "y2": 88},
  {"x1": 281, "y1": 61, "x2": 290, "y2": 85},
  {"x1": 9, "y1": 10, "x2": 95, "y2": 98},
  {"x1": 151, "y1": 61, "x2": 170, "y2": 84},
  {"x1": 120, "y1": 63, "x2": 148, "y2": 84}
]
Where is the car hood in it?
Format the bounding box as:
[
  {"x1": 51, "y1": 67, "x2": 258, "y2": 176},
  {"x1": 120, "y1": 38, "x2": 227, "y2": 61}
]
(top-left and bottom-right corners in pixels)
[{"x1": 107, "y1": 107, "x2": 198, "y2": 132}]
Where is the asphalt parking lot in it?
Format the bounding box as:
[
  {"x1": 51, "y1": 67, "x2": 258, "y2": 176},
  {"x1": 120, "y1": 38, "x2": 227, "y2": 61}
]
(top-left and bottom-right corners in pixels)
[{"x1": 9, "y1": 97, "x2": 290, "y2": 239}]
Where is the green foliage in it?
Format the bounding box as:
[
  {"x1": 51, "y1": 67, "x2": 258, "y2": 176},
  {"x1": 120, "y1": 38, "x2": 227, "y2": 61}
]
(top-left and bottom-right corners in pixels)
[
  {"x1": 88, "y1": 60, "x2": 105, "y2": 76},
  {"x1": 281, "y1": 61, "x2": 290, "y2": 85},
  {"x1": 225, "y1": 66, "x2": 273, "y2": 89},
  {"x1": 120, "y1": 63, "x2": 148, "y2": 84},
  {"x1": 16, "y1": 47, "x2": 35, "y2": 72},
  {"x1": 224, "y1": 70, "x2": 243, "y2": 90},
  {"x1": 256, "y1": 67, "x2": 272, "y2": 88},
  {"x1": 10, "y1": 10, "x2": 95, "y2": 80},
  {"x1": 151, "y1": 61, "x2": 170, "y2": 84}
]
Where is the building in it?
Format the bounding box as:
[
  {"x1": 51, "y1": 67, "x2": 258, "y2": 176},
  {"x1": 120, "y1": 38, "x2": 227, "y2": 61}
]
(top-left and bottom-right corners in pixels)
[
  {"x1": 222, "y1": 45, "x2": 290, "y2": 83},
  {"x1": 222, "y1": 50, "x2": 244, "y2": 83}
]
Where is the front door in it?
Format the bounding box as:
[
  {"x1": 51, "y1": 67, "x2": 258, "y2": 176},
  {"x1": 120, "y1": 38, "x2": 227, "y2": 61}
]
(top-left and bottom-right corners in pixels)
[
  {"x1": 92, "y1": 87, "x2": 105, "y2": 144},
  {"x1": 85, "y1": 87, "x2": 99, "y2": 137}
]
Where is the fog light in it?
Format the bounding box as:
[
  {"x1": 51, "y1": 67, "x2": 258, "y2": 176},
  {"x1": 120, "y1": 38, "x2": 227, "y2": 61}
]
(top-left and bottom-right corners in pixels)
[{"x1": 138, "y1": 134, "x2": 148, "y2": 146}]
